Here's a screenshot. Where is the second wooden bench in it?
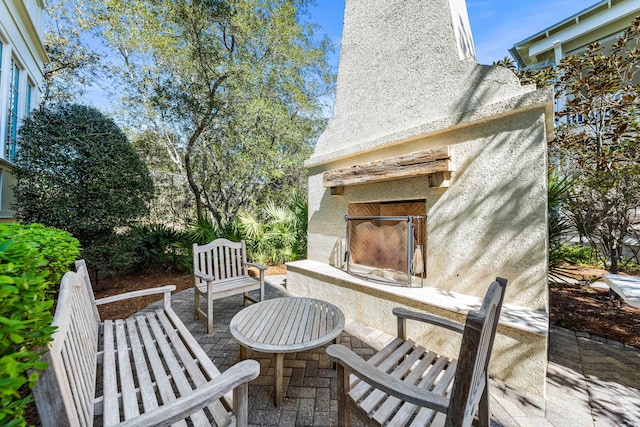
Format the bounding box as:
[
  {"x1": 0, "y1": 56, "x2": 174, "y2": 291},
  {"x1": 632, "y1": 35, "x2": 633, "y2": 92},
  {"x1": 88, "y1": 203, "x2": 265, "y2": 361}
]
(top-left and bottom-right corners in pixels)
[{"x1": 33, "y1": 259, "x2": 259, "y2": 426}]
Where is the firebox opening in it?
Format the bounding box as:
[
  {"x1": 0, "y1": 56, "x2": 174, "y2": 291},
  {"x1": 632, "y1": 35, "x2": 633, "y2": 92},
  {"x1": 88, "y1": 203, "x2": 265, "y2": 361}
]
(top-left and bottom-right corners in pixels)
[{"x1": 345, "y1": 200, "x2": 427, "y2": 287}]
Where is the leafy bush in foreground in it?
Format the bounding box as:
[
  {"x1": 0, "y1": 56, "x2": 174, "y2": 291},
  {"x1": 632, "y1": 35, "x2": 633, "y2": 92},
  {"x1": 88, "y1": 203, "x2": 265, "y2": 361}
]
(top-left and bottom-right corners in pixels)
[
  {"x1": 0, "y1": 239, "x2": 56, "y2": 427},
  {"x1": 0, "y1": 223, "x2": 80, "y2": 289}
]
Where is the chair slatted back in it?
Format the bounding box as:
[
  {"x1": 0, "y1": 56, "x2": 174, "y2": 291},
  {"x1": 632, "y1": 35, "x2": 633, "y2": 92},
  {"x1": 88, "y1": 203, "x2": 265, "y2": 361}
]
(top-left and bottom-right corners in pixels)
[
  {"x1": 193, "y1": 238, "x2": 247, "y2": 283},
  {"x1": 446, "y1": 277, "x2": 507, "y2": 427},
  {"x1": 35, "y1": 267, "x2": 100, "y2": 426}
]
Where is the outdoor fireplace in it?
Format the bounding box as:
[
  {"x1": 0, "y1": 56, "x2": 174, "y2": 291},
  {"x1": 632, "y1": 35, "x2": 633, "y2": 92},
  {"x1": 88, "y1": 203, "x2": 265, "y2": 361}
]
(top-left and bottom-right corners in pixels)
[
  {"x1": 345, "y1": 200, "x2": 426, "y2": 286},
  {"x1": 286, "y1": 0, "x2": 553, "y2": 397}
]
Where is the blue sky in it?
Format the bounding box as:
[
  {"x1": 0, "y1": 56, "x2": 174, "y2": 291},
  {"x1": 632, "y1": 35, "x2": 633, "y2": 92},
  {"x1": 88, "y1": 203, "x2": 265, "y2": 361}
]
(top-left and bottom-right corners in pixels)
[{"x1": 307, "y1": 0, "x2": 595, "y2": 66}]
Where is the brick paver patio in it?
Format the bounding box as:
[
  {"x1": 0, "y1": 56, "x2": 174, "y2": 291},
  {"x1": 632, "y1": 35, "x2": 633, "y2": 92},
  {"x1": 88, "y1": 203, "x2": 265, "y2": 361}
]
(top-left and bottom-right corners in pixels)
[
  {"x1": 141, "y1": 276, "x2": 640, "y2": 427},
  {"x1": 143, "y1": 276, "x2": 371, "y2": 426}
]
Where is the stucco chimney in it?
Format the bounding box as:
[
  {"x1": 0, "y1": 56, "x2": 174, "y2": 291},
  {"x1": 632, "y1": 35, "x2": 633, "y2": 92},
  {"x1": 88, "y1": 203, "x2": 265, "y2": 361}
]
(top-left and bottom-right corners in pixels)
[{"x1": 312, "y1": 0, "x2": 533, "y2": 160}]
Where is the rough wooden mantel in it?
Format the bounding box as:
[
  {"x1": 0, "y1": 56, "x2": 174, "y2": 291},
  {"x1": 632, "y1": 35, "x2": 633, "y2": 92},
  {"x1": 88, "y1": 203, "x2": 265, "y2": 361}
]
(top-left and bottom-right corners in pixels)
[{"x1": 322, "y1": 146, "x2": 452, "y2": 188}]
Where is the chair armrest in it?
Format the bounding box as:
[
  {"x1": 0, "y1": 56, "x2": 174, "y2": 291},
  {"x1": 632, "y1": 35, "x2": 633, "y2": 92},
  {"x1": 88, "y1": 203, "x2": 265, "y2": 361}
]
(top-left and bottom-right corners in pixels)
[
  {"x1": 116, "y1": 359, "x2": 260, "y2": 427},
  {"x1": 326, "y1": 344, "x2": 449, "y2": 413},
  {"x1": 194, "y1": 269, "x2": 214, "y2": 282},
  {"x1": 95, "y1": 285, "x2": 176, "y2": 306},
  {"x1": 244, "y1": 261, "x2": 267, "y2": 271},
  {"x1": 392, "y1": 307, "x2": 464, "y2": 334}
]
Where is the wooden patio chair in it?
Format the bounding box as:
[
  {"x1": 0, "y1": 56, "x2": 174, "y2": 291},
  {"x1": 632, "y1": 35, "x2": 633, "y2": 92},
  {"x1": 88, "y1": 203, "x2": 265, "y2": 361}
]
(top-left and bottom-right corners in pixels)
[
  {"x1": 326, "y1": 277, "x2": 508, "y2": 427},
  {"x1": 193, "y1": 238, "x2": 266, "y2": 334}
]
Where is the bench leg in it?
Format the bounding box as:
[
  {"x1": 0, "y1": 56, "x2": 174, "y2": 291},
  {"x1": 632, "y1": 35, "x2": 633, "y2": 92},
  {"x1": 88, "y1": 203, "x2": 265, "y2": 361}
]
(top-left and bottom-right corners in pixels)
[{"x1": 274, "y1": 353, "x2": 284, "y2": 407}]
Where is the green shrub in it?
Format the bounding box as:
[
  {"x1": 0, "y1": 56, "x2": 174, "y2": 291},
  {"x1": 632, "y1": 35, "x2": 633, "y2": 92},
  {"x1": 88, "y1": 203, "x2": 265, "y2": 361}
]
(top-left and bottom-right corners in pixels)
[
  {"x1": 239, "y1": 192, "x2": 308, "y2": 265},
  {"x1": 0, "y1": 238, "x2": 56, "y2": 427},
  {"x1": 81, "y1": 225, "x2": 192, "y2": 278},
  {"x1": 14, "y1": 104, "x2": 154, "y2": 276},
  {"x1": 0, "y1": 223, "x2": 80, "y2": 288},
  {"x1": 131, "y1": 224, "x2": 190, "y2": 272},
  {"x1": 80, "y1": 231, "x2": 144, "y2": 278},
  {"x1": 186, "y1": 217, "x2": 244, "y2": 246},
  {"x1": 555, "y1": 243, "x2": 599, "y2": 266}
]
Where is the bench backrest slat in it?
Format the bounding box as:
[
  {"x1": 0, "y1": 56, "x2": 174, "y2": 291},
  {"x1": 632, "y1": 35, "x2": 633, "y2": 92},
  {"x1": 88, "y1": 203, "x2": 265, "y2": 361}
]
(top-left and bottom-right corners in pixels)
[{"x1": 33, "y1": 268, "x2": 100, "y2": 427}]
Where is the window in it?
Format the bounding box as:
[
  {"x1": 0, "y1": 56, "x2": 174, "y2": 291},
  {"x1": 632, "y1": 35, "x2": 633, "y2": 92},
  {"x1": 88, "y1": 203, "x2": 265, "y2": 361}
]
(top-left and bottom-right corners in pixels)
[
  {"x1": 25, "y1": 82, "x2": 33, "y2": 118},
  {"x1": 5, "y1": 60, "x2": 19, "y2": 162}
]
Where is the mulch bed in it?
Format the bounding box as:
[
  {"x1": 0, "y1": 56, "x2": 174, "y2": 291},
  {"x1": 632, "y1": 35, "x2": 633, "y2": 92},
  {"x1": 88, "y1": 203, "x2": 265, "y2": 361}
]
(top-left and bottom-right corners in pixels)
[{"x1": 549, "y1": 279, "x2": 640, "y2": 348}]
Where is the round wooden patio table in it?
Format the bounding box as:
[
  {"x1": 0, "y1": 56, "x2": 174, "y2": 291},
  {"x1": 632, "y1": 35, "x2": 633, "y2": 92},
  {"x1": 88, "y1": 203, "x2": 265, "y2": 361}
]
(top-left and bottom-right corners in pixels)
[{"x1": 229, "y1": 297, "x2": 345, "y2": 406}]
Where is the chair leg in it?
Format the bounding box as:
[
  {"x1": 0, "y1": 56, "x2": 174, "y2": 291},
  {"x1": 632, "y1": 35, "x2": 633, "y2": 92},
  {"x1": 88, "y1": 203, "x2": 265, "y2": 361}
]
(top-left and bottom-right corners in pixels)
[
  {"x1": 477, "y1": 373, "x2": 490, "y2": 427},
  {"x1": 207, "y1": 291, "x2": 213, "y2": 334},
  {"x1": 243, "y1": 291, "x2": 249, "y2": 306},
  {"x1": 336, "y1": 364, "x2": 351, "y2": 427},
  {"x1": 194, "y1": 289, "x2": 200, "y2": 320},
  {"x1": 233, "y1": 382, "x2": 249, "y2": 427},
  {"x1": 259, "y1": 272, "x2": 265, "y2": 301}
]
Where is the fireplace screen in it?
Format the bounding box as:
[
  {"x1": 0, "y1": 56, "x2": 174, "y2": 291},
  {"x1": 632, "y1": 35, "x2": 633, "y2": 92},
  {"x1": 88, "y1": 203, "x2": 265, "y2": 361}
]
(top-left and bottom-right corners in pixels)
[{"x1": 344, "y1": 201, "x2": 426, "y2": 286}]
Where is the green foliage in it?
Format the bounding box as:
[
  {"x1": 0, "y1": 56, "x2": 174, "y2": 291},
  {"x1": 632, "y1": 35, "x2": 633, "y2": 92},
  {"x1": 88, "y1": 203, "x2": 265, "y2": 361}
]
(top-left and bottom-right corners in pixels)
[
  {"x1": 493, "y1": 57, "x2": 556, "y2": 89},
  {"x1": 548, "y1": 169, "x2": 576, "y2": 274},
  {"x1": 239, "y1": 191, "x2": 308, "y2": 265},
  {"x1": 0, "y1": 223, "x2": 80, "y2": 288},
  {"x1": 550, "y1": 17, "x2": 640, "y2": 273},
  {"x1": 130, "y1": 224, "x2": 191, "y2": 272},
  {"x1": 0, "y1": 239, "x2": 56, "y2": 427},
  {"x1": 87, "y1": 0, "x2": 334, "y2": 228},
  {"x1": 187, "y1": 218, "x2": 223, "y2": 246},
  {"x1": 79, "y1": 231, "x2": 144, "y2": 278},
  {"x1": 14, "y1": 103, "x2": 154, "y2": 272},
  {"x1": 500, "y1": 18, "x2": 640, "y2": 274},
  {"x1": 79, "y1": 223, "x2": 198, "y2": 277},
  {"x1": 553, "y1": 244, "x2": 598, "y2": 266},
  {"x1": 619, "y1": 261, "x2": 640, "y2": 275},
  {"x1": 131, "y1": 130, "x2": 195, "y2": 227}
]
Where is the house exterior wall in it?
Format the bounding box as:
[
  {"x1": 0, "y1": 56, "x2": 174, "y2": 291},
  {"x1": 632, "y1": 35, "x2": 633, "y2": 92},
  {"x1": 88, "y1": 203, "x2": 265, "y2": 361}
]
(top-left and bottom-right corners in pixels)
[
  {"x1": 0, "y1": 0, "x2": 47, "y2": 220},
  {"x1": 510, "y1": 0, "x2": 640, "y2": 68}
]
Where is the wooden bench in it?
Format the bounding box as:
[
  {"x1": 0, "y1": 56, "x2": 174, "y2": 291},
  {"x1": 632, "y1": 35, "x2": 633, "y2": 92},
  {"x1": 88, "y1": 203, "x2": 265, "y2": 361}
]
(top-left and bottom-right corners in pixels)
[
  {"x1": 33, "y1": 259, "x2": 260, "y2": 427},
  {"x1": 603, "y1": 274, "x2": 640, "y2": 308},
  {"x1": 327, "y1": 277, "x2": 507, "y2": 427},
  {"x1": 193, "y1": 239, "x2": 266, "y2": 334}
]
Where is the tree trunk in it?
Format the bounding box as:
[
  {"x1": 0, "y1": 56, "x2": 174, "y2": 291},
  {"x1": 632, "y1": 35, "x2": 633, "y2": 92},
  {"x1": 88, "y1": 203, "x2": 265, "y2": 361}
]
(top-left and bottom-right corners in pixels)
[{"x1": 610, "y1": 245, "x2": 619, "y2": 274}]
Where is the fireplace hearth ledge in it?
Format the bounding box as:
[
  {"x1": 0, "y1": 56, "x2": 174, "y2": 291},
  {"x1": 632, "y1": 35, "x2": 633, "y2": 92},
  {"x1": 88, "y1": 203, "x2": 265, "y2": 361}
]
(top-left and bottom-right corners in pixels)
[
  {"x1": 287, "y1": 259, "x2": 547, "y2": 335},
  {"x1": 286, "y1": 259, "x2": 549, "y2": 396}
]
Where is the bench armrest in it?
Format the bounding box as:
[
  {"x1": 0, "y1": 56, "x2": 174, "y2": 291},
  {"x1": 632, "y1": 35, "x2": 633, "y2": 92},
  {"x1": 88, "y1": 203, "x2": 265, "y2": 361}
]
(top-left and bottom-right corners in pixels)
[
  {"x1": 392, "y1": 307, "x2": 464, "y2": 339},
  {"x1": 244, "y1": 261, "x2": 267, "y2": 271},
  {"x1": 95, "y1": 285, "x2": 176, "y2": 310},
  {"x1": 115, "y1": 359, "x2": 260, "y2": 427},
  {"x1": 326, "y1": 344, "x2": 449, "y2": 413}
]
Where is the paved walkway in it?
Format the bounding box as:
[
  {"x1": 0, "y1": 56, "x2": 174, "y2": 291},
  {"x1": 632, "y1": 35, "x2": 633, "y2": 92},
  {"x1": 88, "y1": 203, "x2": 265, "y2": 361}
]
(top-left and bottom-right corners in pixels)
[{"x1": 143, "y1": 276, "x2": 640, "y2": 426}]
